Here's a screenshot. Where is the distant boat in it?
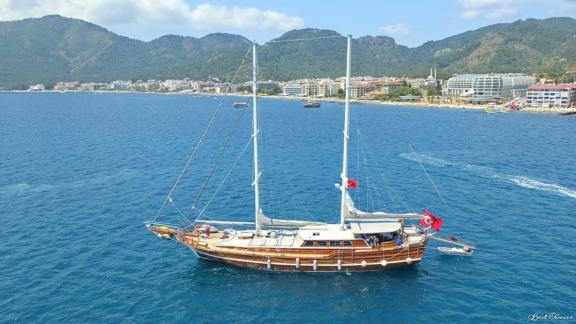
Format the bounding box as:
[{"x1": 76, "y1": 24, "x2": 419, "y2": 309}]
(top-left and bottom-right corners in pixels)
[
  {"x1": 437, "y1": 246, "x2": 474, "y2": 256},
  {"x1": 484, "y1": 104, "x2": 508, "y2": 114},
  {"x1": 304, "y1": 101, "x2": 321, "y2": 108},
  {"x1": 233, "y1": 102, "x2": 248, "y2": 108}
]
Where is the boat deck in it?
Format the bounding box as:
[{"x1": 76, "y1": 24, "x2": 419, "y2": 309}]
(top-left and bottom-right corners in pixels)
[{"x1": 202, "y1": 229, "x2": 302, "y2": 248}]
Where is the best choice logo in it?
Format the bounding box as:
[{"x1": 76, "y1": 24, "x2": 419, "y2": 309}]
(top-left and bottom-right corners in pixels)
[{"x1": 528, "y1": 313, "x2": 574, "y2": 321}]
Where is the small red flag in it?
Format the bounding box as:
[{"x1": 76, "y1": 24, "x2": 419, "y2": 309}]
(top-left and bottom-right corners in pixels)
[
  {"x1": 419, "y1": 216, "x2": 431, "y2": 227},
  {"x1": 347, "y1": 179, "x2": 358, "y2": 189},
  {"x1": 432, "y1": 216, "x2": 444, "y2": 231},
  {"x1": 422, "y1": 209, "x2": 444, "y2": 231}
]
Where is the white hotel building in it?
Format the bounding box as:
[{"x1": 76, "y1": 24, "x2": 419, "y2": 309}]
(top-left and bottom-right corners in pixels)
[
  {"x1": 525, "y1": 83, "x2": 576, "y2": 108},
  {"x1": 443, "y1": 73, "x2": 536, "y2": 102}
]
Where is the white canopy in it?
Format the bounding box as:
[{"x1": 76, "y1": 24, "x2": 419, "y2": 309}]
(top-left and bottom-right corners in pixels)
[{"x1": 350, "y1": 221, "x2": 401, "y2": 234}]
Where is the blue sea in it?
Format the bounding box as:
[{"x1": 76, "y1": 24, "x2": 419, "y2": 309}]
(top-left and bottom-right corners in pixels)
[{"x1": 1, "y1": 92, "x2": 575, "y2": 323}]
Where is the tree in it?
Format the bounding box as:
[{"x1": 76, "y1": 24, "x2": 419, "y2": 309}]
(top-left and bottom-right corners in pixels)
[
  {"x1": 373, "y1": 94, "x2": 389, "y2": 101},
  {"x1": 259, "y1": 88, "x2": 281, "y2": 95},
  {"x1": 424, "y1": 85, "x2": 440, "y2": 97},
  {"x1": 389, "y1": 86, "x2": 421, "y2": 98}
]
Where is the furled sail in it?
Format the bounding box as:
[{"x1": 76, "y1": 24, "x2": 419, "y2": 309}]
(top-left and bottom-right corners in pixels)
[
  {"x1": 257, "y1": 209, "x2": 326, "y2": 227},
  {"x1": 344, "y1": 193, "x2": 423, "y2": 220}
]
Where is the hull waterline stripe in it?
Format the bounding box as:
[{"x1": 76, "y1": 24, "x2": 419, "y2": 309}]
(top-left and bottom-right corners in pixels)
[{"x1": 194, "y1": 249, "x2": 421, "y2": 267}]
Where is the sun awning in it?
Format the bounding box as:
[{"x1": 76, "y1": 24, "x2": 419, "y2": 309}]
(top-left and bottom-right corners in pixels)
[{"x1": 350, "y1": 221, "x2": 402, "y2": 234}]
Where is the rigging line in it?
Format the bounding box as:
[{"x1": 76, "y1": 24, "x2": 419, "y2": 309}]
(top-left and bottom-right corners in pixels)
[
  {"x1": 193, "y1": 136, "x2": 254, "y2": 224},
  {"x1": 265, "y1": 35, "x2": 345, "y2": 44},
  {"x1": 351, "y1": 107, "x2": 379, "y2": 210},
  {"x1": 186, "y1": 93, "x2": 249, "y2": 215},
  {"x1": 152, "y1": 45, "x2": 252, "y2": 221},
  {"x1": 352, "y1": 109, "x2": 378, "y2": 211},
  {"x1": 185, "y1": 46, "x2": 253, "y2": 214},
  {"x1": 358, "y1": 136, "x2": 377, "y2": 211},
  {"x1": 356, "y1": 126, "x2": 410, "y2": 212},
  {"x1": 408, "y1": 144, "x2": 449, "y2": 208},
  {"x1": 169, "y1": 200, "x2": 194, "y2": 225}
]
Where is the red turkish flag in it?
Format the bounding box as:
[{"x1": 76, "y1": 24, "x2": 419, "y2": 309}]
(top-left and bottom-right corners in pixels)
[
  {"x1": 347, "y1": 179, "x2": 358, "y2": 189},
  {"x1": 419, "y1": 216, "x2": 432, "y2": 227},
  {"x1": 422, "y1": 209, "x2": 444, "y2": 231}
]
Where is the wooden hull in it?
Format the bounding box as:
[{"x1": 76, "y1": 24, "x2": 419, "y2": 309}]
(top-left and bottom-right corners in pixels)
[{"x1": 178, "y1": 233, "x2": 427, "y2": 272}]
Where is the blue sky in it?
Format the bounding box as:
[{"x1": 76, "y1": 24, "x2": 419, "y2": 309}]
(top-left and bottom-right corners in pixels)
[{"x1": 1, "y1": 0, "x2": 575, "y2": 46}]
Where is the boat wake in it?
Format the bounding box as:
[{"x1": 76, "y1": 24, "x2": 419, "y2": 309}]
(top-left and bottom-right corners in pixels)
[
  {"x1": 497, "y1": 175, "x2": 576, "y2": 199},
  {"x1": 399, "y1": 152, "x2": 454, "y2": 168},
  {"x1": 0, "y1": 169, "x2": 139, "y2": 196},
  {"x1": 400, "y1": 152, "x2": 576, "y2": 200},
  {"x1": 0, "y1": 183, "x2": 55, "y2": 195}
]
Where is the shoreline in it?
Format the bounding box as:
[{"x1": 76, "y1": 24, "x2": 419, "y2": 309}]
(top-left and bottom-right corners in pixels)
[{"x1": 3, "y1": 90, "x2": 575, "y2": 114}]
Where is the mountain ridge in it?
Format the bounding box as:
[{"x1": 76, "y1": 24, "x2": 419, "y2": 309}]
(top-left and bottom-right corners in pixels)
[{"x1": 1, "y1": 15, "x2": 576, "y2": 88}]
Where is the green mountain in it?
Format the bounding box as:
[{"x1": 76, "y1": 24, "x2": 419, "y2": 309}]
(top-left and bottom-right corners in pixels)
[
  {"x1": 1, "y1": 15, "x2": 576, "y2": 88},
  {"x1": 0, "y1": 15, "x2": 251, "y2": 88},
  {"x1": 415, "y1": 17, "x2": 576, "y2": 76}
]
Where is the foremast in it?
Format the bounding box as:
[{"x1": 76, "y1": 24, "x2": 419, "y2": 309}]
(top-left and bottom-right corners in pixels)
[
  {"x1": 339, "y1": 35, "x2": 352, "y2": 230},
  {"x1": 252, "y1": 42, "x2": 262, "y2": 232}
]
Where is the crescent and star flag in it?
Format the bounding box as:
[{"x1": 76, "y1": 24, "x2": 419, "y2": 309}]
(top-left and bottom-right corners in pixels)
[
  {"x1": 347, "y1": 179, "x2": 358, "y2": 189},
  {"x1": 420, "y1": 209, "x2": 444, "y2": 231}
]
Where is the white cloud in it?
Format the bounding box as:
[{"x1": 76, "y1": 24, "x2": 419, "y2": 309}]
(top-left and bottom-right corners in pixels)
[
  {"x1": 0, "y1": 0, "x2": 304, "y2": 31},
  {"x1": 457, "y1": 0, "x2": 576, "y2": 20},
  {"x1": 457, "y1": 0, "x2": 518, "y2": 19},
  {"x1": 378, "y1": 24, "x2": 410, "y2": 37}
]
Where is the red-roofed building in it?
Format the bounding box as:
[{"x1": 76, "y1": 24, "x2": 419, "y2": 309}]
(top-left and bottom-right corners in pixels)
[{"x1": 526, "y1": 83, "x2": 576, "y2": 108}]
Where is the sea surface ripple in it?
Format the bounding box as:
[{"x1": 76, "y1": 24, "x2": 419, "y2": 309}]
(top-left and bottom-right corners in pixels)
[{"x1": 0, "y1": 93, "x2": 574, "y2": 323}]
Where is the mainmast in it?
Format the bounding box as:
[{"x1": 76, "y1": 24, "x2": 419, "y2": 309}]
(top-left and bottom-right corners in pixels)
[
  {"x1": 339, "y1": 35, "x2": 352, "y2": 230},
  {"x1": 252, "y1": 42, "x2": 262, "y2": 232}
]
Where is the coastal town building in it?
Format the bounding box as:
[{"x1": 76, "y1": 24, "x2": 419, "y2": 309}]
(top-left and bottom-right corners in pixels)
[
  {"x1": 146, "y1": 80, "x2": 161, "y2": 91},
  {"x1": 54, "y1": 81, "x2": 80, "y2": 91},
  {"x1": 443, "y1": 73, "x2": 536, "y2": 102},
  {"x1": 302, "y1": 82, "x2": 319, "y2": 97},
  {"x1": 79, "y1": 82, "x2": 108, "y2": 91},
  {"x1": 163, "y1": 79, "x2": 192, "y2": 91},
  {"x1": 324, "y1": 80, "x2": 341, "y2": 96},
  {"x1": 110, "y1": 80, "x2": 133, "y2": 90},
  {"x1": 282, "y1": 83, "x2": 303, "y2": 96},
  {"x1": 443, "y1": 74, "x2": 481, "y2": 97},
  {"x1": 405, "y1": 77, "x2": 438, "y2": 89},
  {"x1": 379, "y1": 81, "x2": 404, "y2": 95},
  {"x1": 399, "y1": 95, "x2": 421, "y2": 102},
  {"x1": 29, "y1": 73, "x2": 559, "y2": 110},
  {"x1": 525, "y1": 83, "x2": 576, "y2": 108},
  {"x1": 349, "y1": 82, "x2": 376, "y2": 99},
  {"x1": 191, "y1": 81, "x2": 231, "y2": 93},
  {"x1": 28, "y1": 84, "x2": 45, "y2": 91}
]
